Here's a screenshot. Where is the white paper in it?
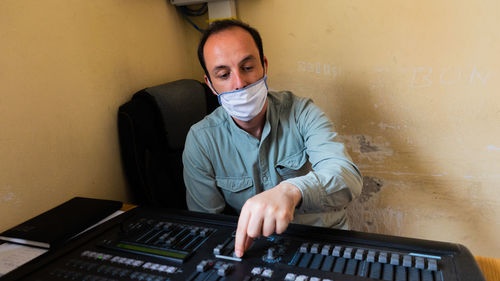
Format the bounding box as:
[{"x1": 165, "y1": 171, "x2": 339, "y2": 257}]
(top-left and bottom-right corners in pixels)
[{"x1": 0, "y1": 243, "x2": 47, "y2": 276}]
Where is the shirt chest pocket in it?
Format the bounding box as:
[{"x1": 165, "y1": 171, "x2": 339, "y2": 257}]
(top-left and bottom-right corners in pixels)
[
  {"x1": 216, "y1": 176, "x2": 254, "y2": 210},
  {"x1": 276, "y1": 149, "x2": 311, "y2": 180}
]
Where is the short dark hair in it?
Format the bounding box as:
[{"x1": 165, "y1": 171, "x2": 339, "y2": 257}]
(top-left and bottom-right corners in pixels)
[{"x1": 197, "y1": 19, "x2": 264, "y2": 80}]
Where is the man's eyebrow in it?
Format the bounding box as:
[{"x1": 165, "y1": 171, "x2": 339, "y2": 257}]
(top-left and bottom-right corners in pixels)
[
  {"x1": 239, "y1": 55, "x2": 257, "y2": 65},
  {"x1": 212, "y1": 65, "x2": 229, "y2": 73},
  {"x1": 211, "y1": 55, "x2": 257, "y2": 73}
]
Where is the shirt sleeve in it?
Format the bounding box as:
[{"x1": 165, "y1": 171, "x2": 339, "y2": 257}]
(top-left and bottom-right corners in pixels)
[
  {"x1": 182, "y1": 128, "x2": 226, "y2": 214},
  {"x1": 283, "y1": 98, "x2": 363, "y2": 213}
]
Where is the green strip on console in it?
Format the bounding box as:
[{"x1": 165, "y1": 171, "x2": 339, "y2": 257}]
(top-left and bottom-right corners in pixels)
[{"x1": 116, "y1": 243, "x2": 187, "y2": 259}]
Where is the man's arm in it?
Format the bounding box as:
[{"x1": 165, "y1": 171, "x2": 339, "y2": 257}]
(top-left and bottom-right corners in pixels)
[
  {"x1": 285, "y1": 97, "x2": 363, "y2": 214},
  {"x1": 234, "y1": 96, "x2": 362, "y2": 257}
]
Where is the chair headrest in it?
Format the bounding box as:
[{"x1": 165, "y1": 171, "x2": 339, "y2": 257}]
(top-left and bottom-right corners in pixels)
[{"x1": 145, "y1": 79, "x2": 208, "y2": 150}]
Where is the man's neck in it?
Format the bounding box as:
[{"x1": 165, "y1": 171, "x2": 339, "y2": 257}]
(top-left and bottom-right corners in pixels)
[{"x1": 232, "y1": 102, "x2": 267, "y2": 140}]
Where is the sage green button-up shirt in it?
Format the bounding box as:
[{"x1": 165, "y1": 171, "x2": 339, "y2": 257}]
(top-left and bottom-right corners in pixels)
[{"x1": 182, "y1": 91, "x2": 363, "y2": 229}]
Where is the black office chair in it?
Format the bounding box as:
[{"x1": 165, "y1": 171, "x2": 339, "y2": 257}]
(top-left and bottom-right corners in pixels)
[{"x1": 117, "y1": 79, "x2": 219, "y2": 209}]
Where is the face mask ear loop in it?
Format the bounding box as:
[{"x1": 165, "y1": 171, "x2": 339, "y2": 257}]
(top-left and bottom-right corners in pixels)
[
  {"x1": 206, "y1": 78, "x2": 223, "y2": 105},
  {"x1": 263, "y1": 65, "x2": 269, "y2": 89}
]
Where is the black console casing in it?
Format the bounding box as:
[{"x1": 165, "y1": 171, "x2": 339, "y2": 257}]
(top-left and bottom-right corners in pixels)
[{"x1": 0, "y1": 207, "x2": 485, "y2": 281}]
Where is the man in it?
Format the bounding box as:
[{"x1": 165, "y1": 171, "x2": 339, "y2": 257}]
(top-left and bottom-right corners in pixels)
[{"x1": 182, "y1": 20, "x2": 363, "y2": 258}]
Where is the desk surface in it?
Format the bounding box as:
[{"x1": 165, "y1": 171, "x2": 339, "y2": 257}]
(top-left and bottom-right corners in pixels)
[
  {"x1": 122, "y1": 204, "x2": 499, "y2": 280},
  {"x1": 476, "y1": 256, "x2": 500, "y2": 281}
]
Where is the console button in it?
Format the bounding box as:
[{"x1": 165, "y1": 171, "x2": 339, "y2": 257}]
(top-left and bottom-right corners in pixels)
[
  {"x1": 300, "y1": 243, "x2": 309, "y2": 253},
  {"x1": 367, "y1": 250, "x2": 376, "y2": 262},
  {"x1": 310, "y1": 243, "x2": 320, "y2": 254},
  {"x1": 390, "y1": 253, "x2": 400, "y2": 265},
  {"x1": 261, "y1": 268, "x2": 273, "y2": 278},
  {"x1": 355, "y1": 249, "x2": 365, "y2": 260},
  {"x1": 378, "y1": 252, "x2": 388, "y2": 263},
  {"x1": 321, "y1": 244, "x2": 331, "y2": 255},
  {"x1": 343, "y1": 247, "x2": 354, "y2": 259},
  {"x1": 428, "y1": 259, "x2": 438, "y2": 271},
  {"x1": 403, "y1": 255, "x2": 412, "y2": 267},
  {"x1": 415, "y1": 257, "x2": 425, "y2": 269},
  {"x1": 332, "y1": 246, "x2": 343, "y2": 257}
]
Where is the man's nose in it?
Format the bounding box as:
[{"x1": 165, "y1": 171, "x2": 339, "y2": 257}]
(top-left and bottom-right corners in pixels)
[{"x1": 233, "y1": 70, "x2": 247, "y2": 90}]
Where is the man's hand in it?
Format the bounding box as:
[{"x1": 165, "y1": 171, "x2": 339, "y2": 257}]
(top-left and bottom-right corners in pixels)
[{"x1": 234, "y1": 182, "x2": 302, "y2": 257}]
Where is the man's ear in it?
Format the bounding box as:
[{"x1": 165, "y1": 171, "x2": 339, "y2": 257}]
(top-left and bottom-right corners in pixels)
[
  {"x1": 204, "y1": 74, "x2": 218, "y2": 95},
  {"x1": 263, "y1": 56, "x2": 269, "y2": 75}
]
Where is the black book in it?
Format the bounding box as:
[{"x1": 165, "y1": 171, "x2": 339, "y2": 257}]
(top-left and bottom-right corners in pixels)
[{"x1": 0, "y1": 197, "x2": 122, "y2": 249}]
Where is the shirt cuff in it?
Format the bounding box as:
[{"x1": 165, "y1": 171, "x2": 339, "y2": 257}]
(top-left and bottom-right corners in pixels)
[{"x1": 283, "y1": 173, "x2": 324, "y2": 213}]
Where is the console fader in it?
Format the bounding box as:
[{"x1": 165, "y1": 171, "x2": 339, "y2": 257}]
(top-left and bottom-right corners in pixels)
[{"x1": 1, "y1": 207, "x2": 485, "y2": 281}]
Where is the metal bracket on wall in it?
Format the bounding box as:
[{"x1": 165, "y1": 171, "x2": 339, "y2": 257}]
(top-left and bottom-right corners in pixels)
[{"x1": 171, "y1": 0, "x2": 237, "y2": 21}]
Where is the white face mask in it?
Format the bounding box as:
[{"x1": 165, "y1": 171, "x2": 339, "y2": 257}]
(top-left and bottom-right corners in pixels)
[{"x1": 210, "y1": 75, "x2": 268, "y2": 121}]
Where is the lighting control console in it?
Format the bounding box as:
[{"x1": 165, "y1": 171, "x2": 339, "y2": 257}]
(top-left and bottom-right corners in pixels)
[{"x1": 1, "y1": 207, "x2": 485, "y2": 281}]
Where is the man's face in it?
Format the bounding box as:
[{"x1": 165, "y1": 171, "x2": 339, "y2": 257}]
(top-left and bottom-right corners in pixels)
[{"x1": 203, "y1": 27, "x2": 267, "y2": 94}]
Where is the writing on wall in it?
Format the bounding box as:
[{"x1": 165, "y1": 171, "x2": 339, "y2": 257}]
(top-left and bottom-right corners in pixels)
[{"x1": 297, "y1": 61, "x2": 492, "y2": 89}]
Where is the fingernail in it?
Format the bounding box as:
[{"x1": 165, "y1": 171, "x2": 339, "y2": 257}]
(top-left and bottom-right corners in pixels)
[{"x1": 235, "y1": 250, "x2": 242, "y2": 257}]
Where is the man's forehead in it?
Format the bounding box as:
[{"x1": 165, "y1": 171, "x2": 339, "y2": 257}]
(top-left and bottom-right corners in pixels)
[
  {"x1": 209, "y1": 26, "x2": 254, "y2": 44},
  {"x1": 203, "y1": 27, "x2": 259, "y2": 61}
]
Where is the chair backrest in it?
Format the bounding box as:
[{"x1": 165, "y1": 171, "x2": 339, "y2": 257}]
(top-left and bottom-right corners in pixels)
[{"x1": 117, "y1": 79, "x2": 219, "y2": 209}]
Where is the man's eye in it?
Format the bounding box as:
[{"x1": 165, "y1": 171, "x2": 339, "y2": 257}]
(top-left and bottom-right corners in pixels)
[
  {"x1": 242, "y1": 66, "x2": 254, "y2": 71},
  {"x1": 217, "y1": 73, "x2": 229, "y2": 79}
]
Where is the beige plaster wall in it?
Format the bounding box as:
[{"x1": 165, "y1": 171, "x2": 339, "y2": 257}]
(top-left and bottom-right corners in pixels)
[
  {"x1": 237, "y1": 0, "x2": 500, "y2": 257},
  {"x1": 1, "y1": 0, "x2": 498, "y2": 260},
  {"x1": 0, "y1": 0, "x2": 201, "y2": 231}
]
